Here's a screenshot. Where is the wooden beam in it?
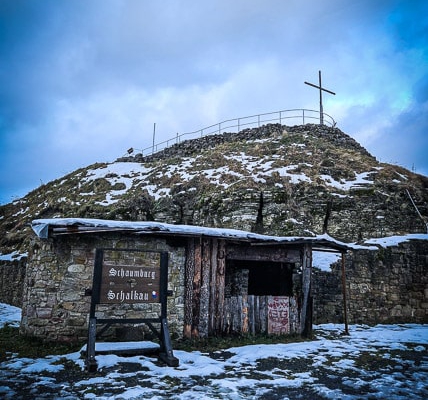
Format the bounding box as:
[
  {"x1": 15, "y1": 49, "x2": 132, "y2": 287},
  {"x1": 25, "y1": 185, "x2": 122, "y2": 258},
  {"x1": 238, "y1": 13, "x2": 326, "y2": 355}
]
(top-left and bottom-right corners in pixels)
[
  {"x1": 215, "y1": 239, "x2": 226, "y2": 333},
  {"x1": 209, "y1": 239, "x2": 218, "y2": 335},
  {"x1": 192, "y1": 239, "x2": 202, "y2": 338},
  {"x1": 183, "y1": 238, "x2": 195, "y2": 338},
  {"x1": 227, "y1": 245, "x2": 300, "y2": 263},
  {"x1": 341, "y1": 252, "x2": 350, "y2": 335},
  {"x1": 198, "y1": 238, "x2": 211, "y2": 337},
  {"x1": 300, "y1": 244, "x2": 313, "y2": 337}
]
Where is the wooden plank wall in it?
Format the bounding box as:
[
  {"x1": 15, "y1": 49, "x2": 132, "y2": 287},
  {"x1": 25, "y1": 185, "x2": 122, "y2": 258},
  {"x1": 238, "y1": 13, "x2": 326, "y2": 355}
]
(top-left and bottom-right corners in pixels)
[
  {"x1": 183, "y1": 238, "x2": 195, "y2": 338},
  {"x1": 224, "y1": 295, "x2": 265, "y2": 335},
  {"x1": 224, "y1": 295, "x2": 300, "y2": 335},
  {"x1": 183, "y1": 237, "x2": 226, "y2": 338},
  {"x1": 183, "y1": 237, "x2": 308, "y2": 338}
]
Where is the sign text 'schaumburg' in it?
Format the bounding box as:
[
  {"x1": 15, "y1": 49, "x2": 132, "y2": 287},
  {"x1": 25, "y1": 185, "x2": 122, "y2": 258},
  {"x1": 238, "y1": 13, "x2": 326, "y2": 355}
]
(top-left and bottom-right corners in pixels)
[{"x1": 99, "y1": 252, "x2": 161, "y2": 304}]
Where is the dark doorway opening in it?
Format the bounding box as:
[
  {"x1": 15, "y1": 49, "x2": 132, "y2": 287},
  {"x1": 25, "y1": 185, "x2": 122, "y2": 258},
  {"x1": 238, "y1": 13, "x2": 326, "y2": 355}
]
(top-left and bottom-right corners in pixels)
[{"x1": 225, "y1": 260, "x2": 293, "y2": 297}]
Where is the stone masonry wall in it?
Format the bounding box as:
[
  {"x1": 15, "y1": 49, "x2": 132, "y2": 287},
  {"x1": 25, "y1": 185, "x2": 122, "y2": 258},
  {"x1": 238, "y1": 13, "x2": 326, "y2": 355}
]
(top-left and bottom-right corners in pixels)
[
  {"x1": 313, "y1": 240, "x2": 428, "y2": 325},
  {"x1": 20, "y1": 233, "x2": 185, "y2": 342},
  {"x1": 0, "y1": 258, "x2": 26, "y2": 307},
  {"x1": 12, "y1": 233, "x2": 428, "y2": 341}
]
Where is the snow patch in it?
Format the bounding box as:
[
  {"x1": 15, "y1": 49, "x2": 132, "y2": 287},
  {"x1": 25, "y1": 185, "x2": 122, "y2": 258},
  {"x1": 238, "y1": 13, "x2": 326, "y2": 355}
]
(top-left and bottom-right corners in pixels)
[
  {"x1": 365, "y1": 234, "x2": 428, "y2": 248},
  {"x1": 0, "y1": 304, "x2": 427, "y2": 399},
  {"x1": 312, "y1": 251, "x2": 341, "y2": 272}
]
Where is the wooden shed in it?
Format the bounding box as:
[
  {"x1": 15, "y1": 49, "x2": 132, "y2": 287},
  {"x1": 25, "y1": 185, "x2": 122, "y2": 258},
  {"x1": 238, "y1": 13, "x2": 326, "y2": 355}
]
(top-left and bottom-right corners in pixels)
[{"x1": 24, "y1": 218, "x2": 350, "y2": 345}]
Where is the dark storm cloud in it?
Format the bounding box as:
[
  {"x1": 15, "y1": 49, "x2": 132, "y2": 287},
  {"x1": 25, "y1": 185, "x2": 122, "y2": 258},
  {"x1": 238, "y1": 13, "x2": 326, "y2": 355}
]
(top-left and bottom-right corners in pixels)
[{"x1": 0, "y1": 0, "x2": 427, "y2": 204}]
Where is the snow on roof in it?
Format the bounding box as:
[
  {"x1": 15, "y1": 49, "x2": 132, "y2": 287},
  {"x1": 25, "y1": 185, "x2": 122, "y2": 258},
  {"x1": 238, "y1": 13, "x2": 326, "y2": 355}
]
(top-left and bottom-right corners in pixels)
[
  {"x1": 32, "y1": 219, "x2": 428, "y2": 251},
  {"x1": 364, "y1": 234, "x2": 428, "y2": 248},
  {"x1": 31, "y1": 218, "x2": 359, "y2": 251}
]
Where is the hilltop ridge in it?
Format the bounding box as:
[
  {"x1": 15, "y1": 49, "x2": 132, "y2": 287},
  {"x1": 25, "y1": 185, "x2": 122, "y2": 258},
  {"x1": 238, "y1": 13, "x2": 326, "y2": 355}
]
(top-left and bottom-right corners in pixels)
[
  {"x1": 0, "y1": 123, "x2": 427, "y2": 256},
  {"x1": 118, "y1": 124, "x2": 373, "y2": 163}
]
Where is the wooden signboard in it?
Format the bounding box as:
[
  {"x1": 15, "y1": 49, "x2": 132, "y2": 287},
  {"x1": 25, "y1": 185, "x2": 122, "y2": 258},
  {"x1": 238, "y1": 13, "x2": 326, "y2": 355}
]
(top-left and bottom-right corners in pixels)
[
  {"x1": 86, "y1": 248, "x2": 178, "y2": 371},
  {"x1": 99, "y1": 250, "x2": 161, "y2": 304}
]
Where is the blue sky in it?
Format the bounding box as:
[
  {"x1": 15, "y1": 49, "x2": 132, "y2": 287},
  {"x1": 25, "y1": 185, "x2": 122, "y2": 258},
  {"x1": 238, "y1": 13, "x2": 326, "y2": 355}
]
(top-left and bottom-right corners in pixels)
[{"x1": 0, "y1": 0, "x2": 427, "y2": 204}]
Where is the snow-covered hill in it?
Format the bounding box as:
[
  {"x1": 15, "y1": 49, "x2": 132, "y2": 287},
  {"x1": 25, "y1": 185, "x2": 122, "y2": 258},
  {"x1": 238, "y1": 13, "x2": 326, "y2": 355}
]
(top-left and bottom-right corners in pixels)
[{"x1": 1, "y1": 123, "x2": 427, "y2": 256}]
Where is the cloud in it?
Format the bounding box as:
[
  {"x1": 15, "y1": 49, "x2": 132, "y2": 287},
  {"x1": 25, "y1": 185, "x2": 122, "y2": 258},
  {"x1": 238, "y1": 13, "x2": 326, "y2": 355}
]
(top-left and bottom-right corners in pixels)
[{"x1": 1, "y1": 0, "x2": 427, "y2": 203}]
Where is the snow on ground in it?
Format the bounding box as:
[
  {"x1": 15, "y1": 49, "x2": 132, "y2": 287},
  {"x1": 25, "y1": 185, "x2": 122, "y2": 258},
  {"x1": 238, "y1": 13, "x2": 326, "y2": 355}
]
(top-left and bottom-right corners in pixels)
[
  {"x1": 0, "y1": 303, "x2": 21, "y2": 328},
  {"x1": 319, "y1": 171, "x2": 375, "y2": 191},
  {"x1": 312, "y1": 251, "x2": 341, "y2": 271},
  {"x1": 64, "y1": 153, "x2": 391, "y2": 210},
  {"x1": 0, "y1": 303, "x2": 427, "y2": 399}
]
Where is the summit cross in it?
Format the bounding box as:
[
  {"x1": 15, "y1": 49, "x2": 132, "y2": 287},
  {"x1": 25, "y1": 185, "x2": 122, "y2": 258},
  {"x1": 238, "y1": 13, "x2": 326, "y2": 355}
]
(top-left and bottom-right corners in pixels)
[{"x1": 304, "y1": 70, "x2": 336, "y2": 125}]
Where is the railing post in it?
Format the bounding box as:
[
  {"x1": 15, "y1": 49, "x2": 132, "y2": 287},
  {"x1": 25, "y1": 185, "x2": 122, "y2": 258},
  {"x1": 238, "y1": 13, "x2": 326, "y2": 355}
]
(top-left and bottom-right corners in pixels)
[
  {"x1": 341, "y1": 252, "x2": 349, "y2": 335},
  {"x1": 303, "y1": 109, "x2": 305, "y2": 125},
  {"x1": 279, "y1": 111, "x2": 282, "y2": 125},
  {"x1": 238, "y1": 118, "x2": 240, "y2": 133},
  {"x1": 218, "y1": 123, "x2": 221, "y2": 135},
  {"x1": 258, "y1": 115, "x2": 260, "y2": 127}
]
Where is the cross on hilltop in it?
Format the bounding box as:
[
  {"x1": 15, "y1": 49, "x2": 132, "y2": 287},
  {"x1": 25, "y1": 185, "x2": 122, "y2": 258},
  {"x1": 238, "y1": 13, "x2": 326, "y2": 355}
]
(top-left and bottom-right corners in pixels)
[{"x1": 305, "y1": 71, "x2": 336, "y2": 125}]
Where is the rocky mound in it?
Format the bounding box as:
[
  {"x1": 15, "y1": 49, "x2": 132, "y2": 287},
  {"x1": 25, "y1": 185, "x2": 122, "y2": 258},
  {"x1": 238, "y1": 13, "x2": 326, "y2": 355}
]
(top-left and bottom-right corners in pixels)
[{"x1": 1, "y1": 123, "x2": 427, "y2": 256}]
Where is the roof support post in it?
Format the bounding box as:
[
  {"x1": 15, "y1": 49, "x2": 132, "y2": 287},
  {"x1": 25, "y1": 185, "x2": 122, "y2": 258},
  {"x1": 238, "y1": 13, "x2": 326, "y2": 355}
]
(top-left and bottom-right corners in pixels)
[
  {"x1": 341, "y1": 252, "x2": 350, "y2": 335},
  {"x1": 301, "y1": 244, "x2": 313, "y2": 337}
]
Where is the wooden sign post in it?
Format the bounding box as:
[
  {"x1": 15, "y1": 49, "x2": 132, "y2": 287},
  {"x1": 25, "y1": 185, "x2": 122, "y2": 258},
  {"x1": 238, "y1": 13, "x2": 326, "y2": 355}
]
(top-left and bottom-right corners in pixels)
[{"x1": 85, "y1": 248, "x2": 178, "y2": 371}]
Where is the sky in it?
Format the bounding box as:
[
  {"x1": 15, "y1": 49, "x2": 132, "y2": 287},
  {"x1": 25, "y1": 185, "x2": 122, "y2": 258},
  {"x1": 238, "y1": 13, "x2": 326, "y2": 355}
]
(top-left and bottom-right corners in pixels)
[{"x1": 0, "y1": 0, "x2": 427, "y2": 205}]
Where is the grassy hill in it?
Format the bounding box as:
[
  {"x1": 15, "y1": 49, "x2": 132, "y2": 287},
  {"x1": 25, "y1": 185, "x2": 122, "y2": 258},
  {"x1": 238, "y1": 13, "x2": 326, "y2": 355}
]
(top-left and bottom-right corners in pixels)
[{"x1": 1, "y1": 123, "x2": 427, "y2": 257}]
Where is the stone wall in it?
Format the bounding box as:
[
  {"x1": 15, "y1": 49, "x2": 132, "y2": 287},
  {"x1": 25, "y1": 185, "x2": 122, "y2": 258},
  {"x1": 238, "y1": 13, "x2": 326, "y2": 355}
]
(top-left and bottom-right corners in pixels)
[
  {"x1": 11, "y1": 234, "x2": 428, "y2": 342},
  {"x1": 20, "y1": 234, "x2": 185, "y2": 342},
  {"x1": 313, "y1": 240, "x2": 428, "y2": 325},
  {"x1": 312, "y1": 266, "x2": 344, "y2": 323},
  {"x1": 0, "y1": 258, "x2": 26, "y2": 307}
]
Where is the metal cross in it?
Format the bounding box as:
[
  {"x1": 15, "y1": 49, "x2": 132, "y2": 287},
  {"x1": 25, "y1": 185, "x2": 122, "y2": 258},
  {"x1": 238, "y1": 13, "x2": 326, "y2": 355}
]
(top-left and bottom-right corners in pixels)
[{"x1": 304, "y1": 70, "x2": 336, "y2": 125}]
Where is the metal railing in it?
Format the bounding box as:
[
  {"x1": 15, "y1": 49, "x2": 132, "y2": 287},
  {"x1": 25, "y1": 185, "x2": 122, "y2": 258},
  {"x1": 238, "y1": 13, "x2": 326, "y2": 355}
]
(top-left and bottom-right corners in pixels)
[{"x1": 140, "y1": 108, "x2": 336, "y2": 156}]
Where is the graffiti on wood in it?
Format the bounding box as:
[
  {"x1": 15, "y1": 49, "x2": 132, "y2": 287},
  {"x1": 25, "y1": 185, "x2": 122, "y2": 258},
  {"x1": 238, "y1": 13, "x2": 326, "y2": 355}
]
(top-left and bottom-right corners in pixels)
[{"x1": 268, "y1": 296, "x2": 289, "y2": 334}]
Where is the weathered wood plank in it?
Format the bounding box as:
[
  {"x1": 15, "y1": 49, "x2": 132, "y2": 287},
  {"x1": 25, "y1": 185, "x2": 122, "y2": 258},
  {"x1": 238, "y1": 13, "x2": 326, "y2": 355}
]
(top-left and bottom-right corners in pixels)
[
  {"x1": 223, "y1": 297, "x2": 231, "y2": 334},
  {"x1": 242, "y1": 294, "x2": 248, "y2": 334},
  {"x1": 289, "y1": 296, "x2": 299, "y2": 334},
  {"x1": 260, "y1": 296, "x2": 267, "y2": 333},
  {"x1": 183, "y1": 238, "x2": 195, "y2": 338},
  {"x1": 236, "y1": 296, "x2": 242, "y2": 333},
  {"x1": 215, "y1": 239, "x2": 226, "y2": 333},
  {"x1": 224, "y1": 295, "x2": 252, "y2": 334},
  {"x1": 267, "y1": 296, "x2": 290, "y2": 335},
  {"x1": 230, "y1": 297, "x2": 238, "y2": 333},
  {"x1": 227, "y1": 245, "x2": 300, "y2": 263},
  {"x1": 248, "y1": 295, "x2": 255, "y2": 335},
  {"x1": 209, "y1": 239, "x2": 218, "y2": 335},
  {"x1": 198, "y1": 238, "x2": 211, "y2": 337},
  {"x1": 192, "y1": 239, "x2": 202, "y2": 338},
  {"x1": 300, "y1": 244, "x2": 312, "y2": 337},
  {"x1": 255, "y1": 296, "x2": 261, "y2": 333}
]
